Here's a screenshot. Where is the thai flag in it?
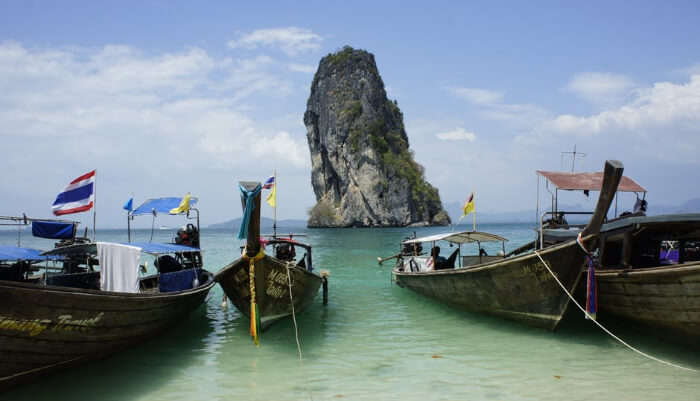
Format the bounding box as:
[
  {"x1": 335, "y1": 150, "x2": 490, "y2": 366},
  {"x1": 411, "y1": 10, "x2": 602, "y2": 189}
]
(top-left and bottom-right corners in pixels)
[
  {"x1": 262, "y1": 176, "x2": 275, "y2": 189},
  {"x1": 52, "y1": 170, "x2": 96, "y2": 216}
]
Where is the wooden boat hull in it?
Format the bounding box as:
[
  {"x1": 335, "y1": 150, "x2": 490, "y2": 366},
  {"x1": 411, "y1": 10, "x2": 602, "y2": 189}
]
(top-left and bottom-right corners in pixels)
[
  {"x1": 594, "y1": 262, "x2": 700, "y2": 343},
  {"x1": 393, "y1": 240, "x2": 588, "y2": 330},
  {"x1": 215, "y1": 255, "x2": 322, "y2": 329},
  {"x1": 0, "y1": 272, "x2": 215, "y2": 390}
]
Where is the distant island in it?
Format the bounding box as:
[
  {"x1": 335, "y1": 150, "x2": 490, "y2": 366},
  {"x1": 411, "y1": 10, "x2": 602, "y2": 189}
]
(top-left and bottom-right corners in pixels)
[
  {"x1": 443, "y1": 197, "x2": 700, "y2": 225},
  {"x1": 204, "y1": 197, "x2": 700, "y2": 230}
]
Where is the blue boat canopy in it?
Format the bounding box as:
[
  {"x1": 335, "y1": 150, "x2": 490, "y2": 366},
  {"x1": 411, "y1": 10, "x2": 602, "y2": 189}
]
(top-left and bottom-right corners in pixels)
[
  {"x1": 32, "y1": 221, "x2": 76, "y2": 239},
  {"x1": 127, "y1": 242, "x2": 200, "y2": 255},
  {"x1": 0, "y1": 246, "x2": 58, "y2": 262},
  {"x1": 131, "y1": 197, "x2": 198, "y2": 216},
  {"x1": 42, "y1": 242, "x2": 199, "y2": 256}
]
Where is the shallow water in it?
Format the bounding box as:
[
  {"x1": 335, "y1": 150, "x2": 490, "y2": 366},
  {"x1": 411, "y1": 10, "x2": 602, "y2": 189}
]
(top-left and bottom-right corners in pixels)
[{"x1": 2, "y1": 224, "x2": 699, "y2": 401}]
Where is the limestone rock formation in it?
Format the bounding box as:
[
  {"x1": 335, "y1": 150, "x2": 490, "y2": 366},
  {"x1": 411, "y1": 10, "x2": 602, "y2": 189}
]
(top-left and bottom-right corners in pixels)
[{"x1": 304, "y1": 46, "x2": 450, "y2": 227}]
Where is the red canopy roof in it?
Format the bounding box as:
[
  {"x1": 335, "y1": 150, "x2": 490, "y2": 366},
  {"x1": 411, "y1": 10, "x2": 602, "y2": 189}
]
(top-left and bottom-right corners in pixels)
[{"x1": 537, "y1": 171, "x2": 646, "y2": 192}]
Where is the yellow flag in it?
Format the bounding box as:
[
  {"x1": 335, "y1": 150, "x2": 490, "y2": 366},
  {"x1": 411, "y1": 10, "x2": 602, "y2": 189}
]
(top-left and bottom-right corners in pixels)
[
  {"x1": 170, "y1": 192, "x2": 191, "y2": 215},
  {"x1": 462, "y1": 192, "x2": 475, "y2": 217},
  {"x1": 266, "y1": 185, "x2": 276, "y2": 208}
]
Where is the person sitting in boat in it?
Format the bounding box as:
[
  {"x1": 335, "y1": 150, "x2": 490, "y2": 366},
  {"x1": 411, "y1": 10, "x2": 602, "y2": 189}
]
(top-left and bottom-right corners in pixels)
[{"x1": 430, "y1": 246, "x2": 448, "y2": 270}]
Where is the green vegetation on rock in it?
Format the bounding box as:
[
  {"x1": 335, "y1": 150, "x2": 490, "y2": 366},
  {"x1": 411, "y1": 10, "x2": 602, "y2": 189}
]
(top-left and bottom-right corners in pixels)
[{"x1": 308, "y1": 199, "x2": 341, "y2": 226}]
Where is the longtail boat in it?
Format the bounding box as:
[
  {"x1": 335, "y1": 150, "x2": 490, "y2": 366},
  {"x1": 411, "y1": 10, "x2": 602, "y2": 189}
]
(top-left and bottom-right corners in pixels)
[
  {"x1": 534, "y1": 169, "x2": 700, "y2": 344},
  {"x1": 215, "y1": 181, "x2": 324, "y2": 333},
  {"x1": 392, "y1": 160, "x2": 624, "y2": 330},
  {"x1": 585, "y1": 214, "x2": 700, "y2": 344},
  {"x1": 0, "y1": 200, "x2": 215, "y2": 390}
]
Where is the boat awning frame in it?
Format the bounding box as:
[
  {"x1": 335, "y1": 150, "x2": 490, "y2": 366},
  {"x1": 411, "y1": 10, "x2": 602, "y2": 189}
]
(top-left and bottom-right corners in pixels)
[
  {"x1": 402, "y1": 231, "x2": 508, "y2": 245},
  {"x1": 131, "y1": 197, "x2": 199, "y2": 216},
  {"x1": 537, "y1": 170, "x2": 646, "y2": 193},
  {"x1": 41, "y1": 242, "x2": 201, "y2": 257}
]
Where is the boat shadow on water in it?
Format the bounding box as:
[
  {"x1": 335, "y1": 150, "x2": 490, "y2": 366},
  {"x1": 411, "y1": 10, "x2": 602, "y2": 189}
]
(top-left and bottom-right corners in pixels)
[
  {"x1": 221, "y1": 297, "x2": 330, "y2": 355},
  {"x1": 2, "y1": 304, "x2": 217, "y2": 401},
  {"x1": 393, "y1": 283, "x2": 700, "y2": 370}
]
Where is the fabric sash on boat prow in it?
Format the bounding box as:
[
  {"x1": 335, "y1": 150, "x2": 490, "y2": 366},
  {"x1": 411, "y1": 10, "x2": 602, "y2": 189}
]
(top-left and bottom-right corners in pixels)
[{"x1": 238, "y1": 184, "x2": 262, "y2": 240}]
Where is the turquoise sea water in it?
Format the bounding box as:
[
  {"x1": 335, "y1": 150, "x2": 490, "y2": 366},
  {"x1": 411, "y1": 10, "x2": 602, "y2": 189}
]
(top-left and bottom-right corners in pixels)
[{"x1": 2, "y1": 224, "x2": 700, "y2": 401}]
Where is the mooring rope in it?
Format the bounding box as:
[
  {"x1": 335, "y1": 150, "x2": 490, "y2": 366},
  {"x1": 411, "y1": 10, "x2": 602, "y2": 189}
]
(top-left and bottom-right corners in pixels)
[
  {"x1": 534, "y1": 249, "x2": 697, "y2": 372},
  {"x1": 285, "y1": 264, "x2": 314, "y2": 400},
  {"x1": 285, "y1": 264, "x2": 303, "y2": 360}
]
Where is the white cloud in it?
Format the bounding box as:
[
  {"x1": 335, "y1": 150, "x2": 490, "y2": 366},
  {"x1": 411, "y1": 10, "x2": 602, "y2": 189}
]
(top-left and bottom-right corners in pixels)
[
  {"x1": 548, "y1": 75, "x2": 700, "y2": 136},
  {"x1": 221, "y1": 55, "x2": 293, "y2": 100},
  {"x1": 450, "y1": 86, "x2": 549, "y2": 128},
  {"x1": 227, "y1": 27, "x2": 323, "y2": 56},
  {"x1": 451, "y1": 87, "x2": 503, "y2": 105},
  {"x1": 0, "y1": 41, "x2": 313, "y2": 224},
  {"x1": 288, "y1": 63, "x2": 316, "y2": 73},
  {"x1": 512, "y1": 74, "x2": 700, "y2": 165},
  {"x1": 565, "y1": 72, "x2": 636, "y2": 105},
  {"x1": 436, "y1": 128, "x2": 476, "y2": 141}
]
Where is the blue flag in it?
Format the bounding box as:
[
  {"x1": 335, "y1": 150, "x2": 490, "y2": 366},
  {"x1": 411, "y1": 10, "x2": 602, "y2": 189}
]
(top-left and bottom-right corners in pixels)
[{"x1": 123, "y1": 197, "x2": 133, "y2": 212}]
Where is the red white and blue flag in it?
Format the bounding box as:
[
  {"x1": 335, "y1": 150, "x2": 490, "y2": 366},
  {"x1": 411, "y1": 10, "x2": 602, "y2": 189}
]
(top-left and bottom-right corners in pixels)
[
  {"x1": 262, "y1": 176, "x2": 275, "y2": 189},
  {"x1": 52, "y1": 170, "x2": 96, "y2": 216}
]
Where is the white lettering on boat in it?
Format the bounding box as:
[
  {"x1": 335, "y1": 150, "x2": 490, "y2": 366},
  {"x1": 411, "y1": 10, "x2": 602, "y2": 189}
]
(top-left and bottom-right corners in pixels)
[
  {"x1": 265, "y1": 271, "x2": 290, "y2": 299},
  {"x1": 0, "y1": 312, "x2": 105, "y2": 336}
]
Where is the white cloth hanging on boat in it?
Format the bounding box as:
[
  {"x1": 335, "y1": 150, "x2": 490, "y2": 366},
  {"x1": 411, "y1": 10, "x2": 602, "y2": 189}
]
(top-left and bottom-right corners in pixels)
[{"x1": 97, "y1": 242, "x2": 142, "y2": 293}]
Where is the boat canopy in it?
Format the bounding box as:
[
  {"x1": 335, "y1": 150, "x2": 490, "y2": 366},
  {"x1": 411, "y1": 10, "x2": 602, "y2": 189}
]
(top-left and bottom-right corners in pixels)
[
  {"x1": 402, "y1": 231, "x2": 507, "y2": 245},
  {"x1": 32, "y1": 220, "x2": 76, "y2": 239},
  {"x1": 537, "y1": 170, "x2": 646, "y2": 193},
  {"x1": 127, "y1": 242, "x2": 200, "y2": 255},
  {"x1": 131, "y1": 197, "x2": 199, "y2": 216},
  {"x1": 41, "y1": 242, "x2": 200, "y2": 257},
  {"x1": 0, "y1": 246, "x2": 62, "y2": 262}
]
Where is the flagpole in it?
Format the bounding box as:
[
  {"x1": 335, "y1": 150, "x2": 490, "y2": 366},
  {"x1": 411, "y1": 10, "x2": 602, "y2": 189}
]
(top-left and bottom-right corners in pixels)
[
  {"x1": 273, "y1": 169, "x2": 277, "y2": 237},
  {"x1": 93, "y1": 170, "x2": 97, "y2": 241},
  {"x1": 472, "y1": 190, "x2": 476, "y2": 231}
]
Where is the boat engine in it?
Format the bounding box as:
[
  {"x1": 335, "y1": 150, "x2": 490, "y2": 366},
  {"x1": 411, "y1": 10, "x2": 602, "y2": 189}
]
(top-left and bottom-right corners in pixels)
[
  {"x1": 401, "y1": 239, "x2": 422, "y2": 256},
  {"x1": 175, "y1": 223, "x2": 200, "y2": 247}
]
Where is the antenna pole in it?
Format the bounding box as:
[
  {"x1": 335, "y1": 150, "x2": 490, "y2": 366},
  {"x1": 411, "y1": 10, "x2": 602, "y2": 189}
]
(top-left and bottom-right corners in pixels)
[{"x1": 561, "y1": 145, "x2": 586, "y2": 173}]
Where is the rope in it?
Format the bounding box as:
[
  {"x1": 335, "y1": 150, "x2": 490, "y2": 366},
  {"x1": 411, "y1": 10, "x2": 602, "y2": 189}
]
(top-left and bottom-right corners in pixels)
[
  {"x1": 238, "y1": 184, "x2": 262, "y2": 239},
  {"x1": 285, "y1": 264, "x2": 314, "y2": 401},
  {"x1": 533, "y1": 249, "x2": 697, "y2": 372},
  {"x1": 285, "y1": 264, "x2": 303, "y2": 360}
]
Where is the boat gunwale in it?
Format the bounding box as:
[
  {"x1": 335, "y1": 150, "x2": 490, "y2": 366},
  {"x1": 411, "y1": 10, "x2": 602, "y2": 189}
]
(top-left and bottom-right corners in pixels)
[
  {"x1": 0, "y1": 270, "x2": 216, "y2": 300},
  {"x1": 215, "y1": 254, "x2": 322, "y2": 282},
  {"x1": 595, "y1": 261, "x2": 700, "y2": 278},
  {"x1": 392, "y1": 234, "x2": 593, "y2": 277}
]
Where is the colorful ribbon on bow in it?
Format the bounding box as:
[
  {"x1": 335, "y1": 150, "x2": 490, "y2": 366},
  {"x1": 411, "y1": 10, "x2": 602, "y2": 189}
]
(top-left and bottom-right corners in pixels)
[{"x1": 243, "y1": 247, "x2": 265, "y2": 345}]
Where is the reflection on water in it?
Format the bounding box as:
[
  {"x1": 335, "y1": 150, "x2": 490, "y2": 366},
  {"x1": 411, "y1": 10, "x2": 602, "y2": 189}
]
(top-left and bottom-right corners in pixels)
[{"x1": 2, "y1": 225, "x2": 700, "y2": 401}]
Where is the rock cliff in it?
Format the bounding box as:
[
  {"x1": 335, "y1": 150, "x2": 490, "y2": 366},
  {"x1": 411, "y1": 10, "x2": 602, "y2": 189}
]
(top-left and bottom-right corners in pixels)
[{"x1": 304, "y1": 46, "x2": 450, "y2": 227}]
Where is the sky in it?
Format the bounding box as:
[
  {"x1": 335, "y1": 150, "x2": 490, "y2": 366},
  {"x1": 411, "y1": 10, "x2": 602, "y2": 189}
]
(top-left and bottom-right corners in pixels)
[{"x1": 1, "y1": 1, "x2": 699, "y2": 228}]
